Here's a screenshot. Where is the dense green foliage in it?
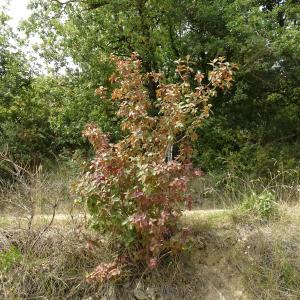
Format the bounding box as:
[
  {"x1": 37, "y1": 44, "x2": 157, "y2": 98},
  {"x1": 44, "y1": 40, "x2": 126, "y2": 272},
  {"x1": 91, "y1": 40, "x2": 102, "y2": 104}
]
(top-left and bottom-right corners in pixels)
[{"x1": 1, "y1": 0, "x2": 299, "y2": 174}]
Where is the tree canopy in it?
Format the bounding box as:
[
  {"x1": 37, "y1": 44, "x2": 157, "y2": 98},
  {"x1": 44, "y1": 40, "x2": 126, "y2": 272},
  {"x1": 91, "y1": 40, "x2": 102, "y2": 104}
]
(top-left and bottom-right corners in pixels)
[{"x1": 1, "y1": 0, "x2": 299, "y2": 174}]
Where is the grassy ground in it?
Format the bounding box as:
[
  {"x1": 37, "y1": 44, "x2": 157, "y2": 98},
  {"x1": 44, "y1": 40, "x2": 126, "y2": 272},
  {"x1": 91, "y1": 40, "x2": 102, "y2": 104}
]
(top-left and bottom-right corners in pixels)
[
  {"x1": 1, "y1": 166, "x2": 300, "y2": 299},
  {"x1": 1, "y1": 204, "x2": 300, "y2": 300}
]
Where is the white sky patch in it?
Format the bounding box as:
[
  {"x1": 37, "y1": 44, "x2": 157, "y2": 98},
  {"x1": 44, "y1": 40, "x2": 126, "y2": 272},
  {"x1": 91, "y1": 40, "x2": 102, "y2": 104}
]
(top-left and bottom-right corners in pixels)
[
  {"x1": 7, "y1": 0, "x2": 30, "y2": 29},
  {"x1": 4, "y1": 0, "x2": 47, "y2": 73},
  {"x1": 4, "y1": 0, "x2": 80, "y2": 75}
]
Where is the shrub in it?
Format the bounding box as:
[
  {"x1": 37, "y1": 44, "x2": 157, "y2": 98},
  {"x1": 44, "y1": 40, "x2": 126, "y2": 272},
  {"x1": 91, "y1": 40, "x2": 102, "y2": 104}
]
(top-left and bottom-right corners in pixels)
[
  {"x1": 76, "y1": 53, "x2": 236, "y2": 280},
  {"x1": 239, "y1": 191, "x2": 278, "y2": 221}
]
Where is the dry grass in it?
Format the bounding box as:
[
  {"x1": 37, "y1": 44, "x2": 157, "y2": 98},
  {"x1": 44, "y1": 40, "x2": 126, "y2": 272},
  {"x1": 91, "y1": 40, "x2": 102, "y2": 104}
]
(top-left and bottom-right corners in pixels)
[
  {"x1": 231, "y1": 205, "x2": 300, "y2": 300},
  {"x1": 1, "y1": 163, "x2": 300, "y2": 299},
  {"x1": 0, "y1": 163, "x2": 75, "y2": 217},
  {"x1": 0, "y1": 226, "x2": 116, "y2": 299},
  {"x1": 191, "y1": 169, "x2": 300, "y2": 209},
  {"x1": 1, "y1": 204, "x2": 300, "y2": 299},
  {"x1": 0, "y1": 208, "x2": 238, "y2": 300}
]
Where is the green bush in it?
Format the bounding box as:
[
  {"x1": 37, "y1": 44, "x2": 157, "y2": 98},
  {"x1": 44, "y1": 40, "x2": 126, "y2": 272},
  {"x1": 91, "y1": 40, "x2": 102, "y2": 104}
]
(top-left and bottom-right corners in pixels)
[
  {"x1": 0, "y1": 246, "x2": 22, "y2": 272},
  {"x1": 239, "y1": 191, "x2": 278, "y2": 221}
]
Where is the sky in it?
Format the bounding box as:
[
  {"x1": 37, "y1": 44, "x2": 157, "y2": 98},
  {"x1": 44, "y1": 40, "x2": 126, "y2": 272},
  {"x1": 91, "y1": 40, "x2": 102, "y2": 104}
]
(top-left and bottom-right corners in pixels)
[
  {"x1": 3, "y1": 0, "x2": 78, "y2": 74},
  {"x1": 7, "y1": 0, "x2": 31, "y2": 29},
  {"x1": 3, "y1": 0, "x2": 47, "y2": 72}
]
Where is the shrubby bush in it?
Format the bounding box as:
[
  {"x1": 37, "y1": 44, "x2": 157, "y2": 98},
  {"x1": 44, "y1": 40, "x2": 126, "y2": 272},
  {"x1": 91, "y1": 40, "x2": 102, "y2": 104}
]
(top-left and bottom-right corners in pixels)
[
  {"x1": 76, "y1": 53, "x2": 236, "y2": 281},
  {"x1": 240, "y1": 191, "x2": 278, "y2": 220}
]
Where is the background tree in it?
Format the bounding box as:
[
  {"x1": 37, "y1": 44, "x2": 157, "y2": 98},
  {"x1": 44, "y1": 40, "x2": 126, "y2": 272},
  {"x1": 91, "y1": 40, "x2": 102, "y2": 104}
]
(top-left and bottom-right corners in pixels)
[{"x1": 9, "y1": 0, "x2": 300, "y2": 174}]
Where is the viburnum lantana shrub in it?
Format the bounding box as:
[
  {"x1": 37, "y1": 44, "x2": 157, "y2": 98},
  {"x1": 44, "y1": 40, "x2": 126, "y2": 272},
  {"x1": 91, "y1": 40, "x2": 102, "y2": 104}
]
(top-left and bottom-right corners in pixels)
[{"x1": 77, "y1": 53, "x2": 236, "y2": 282}]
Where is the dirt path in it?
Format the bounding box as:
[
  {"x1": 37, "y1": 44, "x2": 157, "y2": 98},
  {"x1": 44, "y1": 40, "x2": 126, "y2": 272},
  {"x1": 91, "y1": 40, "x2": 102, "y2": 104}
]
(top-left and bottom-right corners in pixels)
[{"x1": 0, "y1": 209, "x2": 228, "y2": 226}]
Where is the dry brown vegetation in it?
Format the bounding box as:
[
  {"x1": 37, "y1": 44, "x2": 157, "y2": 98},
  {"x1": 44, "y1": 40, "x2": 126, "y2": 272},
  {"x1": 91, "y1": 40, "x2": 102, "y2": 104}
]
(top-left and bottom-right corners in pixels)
[
  {"x1": 1, "y1": 166, "x2": 300, "y2": 299},
  {"x1": 0, "y1": 205, "x2": 300, "y2": 299}
]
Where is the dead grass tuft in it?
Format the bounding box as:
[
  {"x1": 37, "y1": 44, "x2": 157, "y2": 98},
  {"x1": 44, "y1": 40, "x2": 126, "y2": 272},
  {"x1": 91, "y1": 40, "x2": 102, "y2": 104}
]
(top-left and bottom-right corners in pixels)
[
  {"x1": 0, "y1": 224, "x2": 119, "y2": 299},
  {"x1": 231, "y1": 208, "x2": 300, "y2": 300}
]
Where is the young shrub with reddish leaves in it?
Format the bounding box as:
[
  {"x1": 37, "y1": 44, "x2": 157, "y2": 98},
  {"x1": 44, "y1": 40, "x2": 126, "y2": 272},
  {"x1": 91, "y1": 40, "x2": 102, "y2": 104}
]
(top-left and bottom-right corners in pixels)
[{"x1": 76, "y1": 53, "x2": 236, "y2": 281}]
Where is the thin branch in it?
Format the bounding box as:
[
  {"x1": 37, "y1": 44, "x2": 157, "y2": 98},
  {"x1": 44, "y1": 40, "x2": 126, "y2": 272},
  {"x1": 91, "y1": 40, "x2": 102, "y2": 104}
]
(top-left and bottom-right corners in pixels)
[
  {"x1": 51, "y1": 0, "x2": 110, "y2": 11},
  {"x1": 86, "y1": 1, "x2": 110, "y2": 10},
  {"x1": 0, "y1": 153, "x2": 31, "y2": 178},
  {"x1": 51, "y1": 0, "x2": 82, "y2": 5},
  {"x1": 28, "y1": 200, "x2": 59, "y2": 253}
]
